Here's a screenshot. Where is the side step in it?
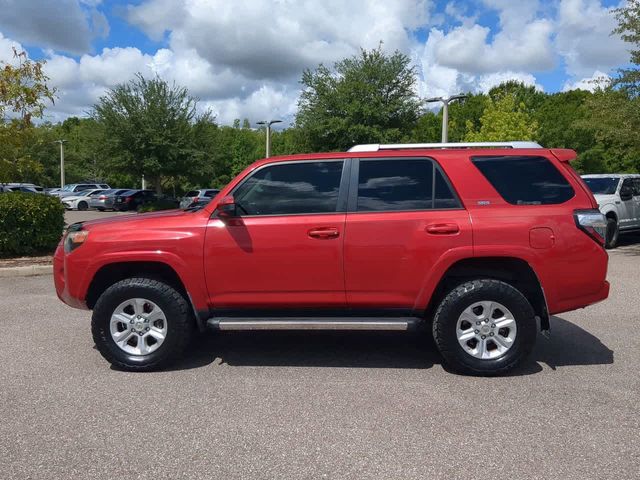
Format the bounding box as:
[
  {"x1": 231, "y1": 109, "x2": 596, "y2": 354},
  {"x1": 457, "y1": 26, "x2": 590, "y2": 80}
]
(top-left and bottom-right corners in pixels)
[{"x1": 206, "y1": 317, "x2": 419, "y2": 331}]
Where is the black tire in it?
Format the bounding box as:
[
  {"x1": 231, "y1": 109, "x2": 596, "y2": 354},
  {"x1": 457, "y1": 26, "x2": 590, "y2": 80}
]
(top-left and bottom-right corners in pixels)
[
  {"x1": 605, "y1": 217, "x2": 619, "y2": 249},
  {"x1": 91, "y1": 278, "x2": 194, "y2": 371},
  {"x1": 432, "y1": 279, "x2": 536, "y2": 376},
  {"x1": 97, "y1": 207, "x2": 105, "y2": 212},
  {"x1": 77, "y1": 201, "x2": 88, "y2": 211}
]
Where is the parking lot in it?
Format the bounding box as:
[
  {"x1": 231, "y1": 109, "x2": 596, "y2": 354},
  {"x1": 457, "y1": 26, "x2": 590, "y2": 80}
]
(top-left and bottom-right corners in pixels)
[{"x1": 1, "y1": 220, "x2": 639, "y2": 479}]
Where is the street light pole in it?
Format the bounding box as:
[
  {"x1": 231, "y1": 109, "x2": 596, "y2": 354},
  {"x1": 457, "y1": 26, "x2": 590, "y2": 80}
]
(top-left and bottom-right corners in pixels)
[
  {"x1": 256, "y1": 119, "x2": 282, "y2": 158},
  {"x1": 425, "y1": 95, "x2": 468, "y2": 143},
  {"x1": 54, "y1": 140, "x2": 67, "y2": 187}
]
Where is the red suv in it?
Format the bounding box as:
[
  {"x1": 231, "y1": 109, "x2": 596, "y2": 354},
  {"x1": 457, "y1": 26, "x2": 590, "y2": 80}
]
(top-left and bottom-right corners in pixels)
[{"x1": 54, "y1": 142, "x2": 609, "y2": 375}]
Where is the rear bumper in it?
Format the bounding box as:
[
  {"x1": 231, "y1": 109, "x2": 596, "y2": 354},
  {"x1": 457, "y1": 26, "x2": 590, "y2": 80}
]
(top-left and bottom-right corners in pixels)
[{"x1": 549, "y1": 280, "x2": 610, "y2": 315}]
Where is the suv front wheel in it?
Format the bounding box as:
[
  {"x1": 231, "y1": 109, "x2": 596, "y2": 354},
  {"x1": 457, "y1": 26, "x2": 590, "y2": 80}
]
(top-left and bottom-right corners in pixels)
[
  {"x1": 91, "y1": 277, "x2": 193, "y2": 371},
  {"x1": 432, "y1": 279, "x2": 536, "y2": 376}
]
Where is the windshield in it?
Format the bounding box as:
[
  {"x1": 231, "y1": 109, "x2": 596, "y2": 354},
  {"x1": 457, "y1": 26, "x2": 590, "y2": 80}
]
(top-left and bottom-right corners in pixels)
[
  {"x1": 61, "y1": 185, "x2": 74, "y2": 191},
  {"x1": 583, "y1": 177, "x2": 619, "y2": 195}
]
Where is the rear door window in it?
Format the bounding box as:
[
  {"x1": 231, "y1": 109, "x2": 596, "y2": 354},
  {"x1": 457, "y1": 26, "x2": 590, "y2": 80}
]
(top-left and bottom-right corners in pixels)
[
  {"x1": 472, "y1": 156, "x2": 574, "y2": 205},
  {"x1": 355, "y1": 158, "x2": 460, "y2": 212}
]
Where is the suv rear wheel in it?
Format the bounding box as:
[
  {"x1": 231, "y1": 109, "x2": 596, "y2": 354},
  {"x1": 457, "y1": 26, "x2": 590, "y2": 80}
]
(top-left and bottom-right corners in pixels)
[
  {"x1": 91, "y1": 277, "x2": 193, "y2": 371},
  {"x1": 432, "y1": 279, "x2": 536, "y2": 376}
]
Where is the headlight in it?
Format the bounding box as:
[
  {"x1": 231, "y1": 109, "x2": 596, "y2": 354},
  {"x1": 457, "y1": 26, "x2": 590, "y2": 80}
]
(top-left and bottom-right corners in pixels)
[{"x1": 64, "y1": 230, "x2": 89, "y2": 253}]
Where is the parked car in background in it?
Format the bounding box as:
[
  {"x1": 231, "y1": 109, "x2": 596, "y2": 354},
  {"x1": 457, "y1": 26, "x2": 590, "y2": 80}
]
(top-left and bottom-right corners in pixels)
[
  {"x1": 184, "y1": 197, "x2": 214, "y2": 209},
  {"x1": 179, "y1": 189, "x2": 220, "y2": 209},
  {"x1": 54, "y1": 183, "x2": 110, "y2": 198},
  {"x1": 61, "y1": 189, "x2": 107, "y2": 211},
  {"x1": 5, "y1": 183, "x2": 44, "y2": 192},
  {"x1": 113, "y1": 189, "x2": 157, "y2": 211},
  {"x1": 1, "y1": 185, "x2": 39, "y2": 193},
  {"x1": 55, "y1": 141, "x2": 610, "y2": 375},
  {"x1": 582, "y1": 174, "x2": 640, "y2": 248},
  {"x1": 89, "y1": 189, "x2": 130, "y2": 211}
]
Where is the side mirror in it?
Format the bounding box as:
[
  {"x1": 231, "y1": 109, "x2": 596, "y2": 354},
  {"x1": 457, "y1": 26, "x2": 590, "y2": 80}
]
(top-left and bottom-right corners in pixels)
[
  {"x1": 216, "y1": 195, "x2": 237, "y2": 218},
  {"x1": 620, "y1": 185, "x2": 633, "y2": 201}
]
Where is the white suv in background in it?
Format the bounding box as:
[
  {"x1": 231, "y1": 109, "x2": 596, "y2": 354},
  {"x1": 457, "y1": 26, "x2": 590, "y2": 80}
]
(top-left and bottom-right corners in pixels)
[{"x1": 582, "y1": 174, "x2": 640, "y2": 248}]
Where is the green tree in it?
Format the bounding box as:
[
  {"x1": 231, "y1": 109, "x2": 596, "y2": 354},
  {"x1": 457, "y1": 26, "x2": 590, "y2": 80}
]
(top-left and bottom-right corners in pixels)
[
  {"x1": 0, "y1": 48, "x2": 55, "y2": 183},
  {"x1": 575, "y1": 88, "x2": 640, "y2": 172},
  {"x1": 464, "y1": 94, "x2": 538, "y2": 142},
  {"x1": 613, "y1": 0, "x2": 640, "y2": 96},
  {"x1": 93, "y1": 74, "x2": 207, "y2": 193},
  {"x1": 296, "y1": 46, "x2": 422, "y2": 151}
]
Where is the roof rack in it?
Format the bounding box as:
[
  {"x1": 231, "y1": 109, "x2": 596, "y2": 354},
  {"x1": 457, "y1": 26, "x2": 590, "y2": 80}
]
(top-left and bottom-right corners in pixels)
[{"x1": 348, "y1": 141, "x2": 543, "y2": 152}]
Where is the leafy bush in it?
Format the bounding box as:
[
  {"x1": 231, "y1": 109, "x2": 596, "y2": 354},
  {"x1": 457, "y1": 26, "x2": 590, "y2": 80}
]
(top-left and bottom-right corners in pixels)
[
  {"x1": 0, "y1": 192, "x2": 65, "y2": 257},
  {"x1": 137, "y1": 198, "x2": 179, "y2": 213}
]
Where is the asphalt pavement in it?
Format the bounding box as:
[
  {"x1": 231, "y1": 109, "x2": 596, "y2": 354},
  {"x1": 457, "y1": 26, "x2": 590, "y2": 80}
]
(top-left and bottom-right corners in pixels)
[{"x1": 1, "y1": 234, "x2": 639, "y2": 479}]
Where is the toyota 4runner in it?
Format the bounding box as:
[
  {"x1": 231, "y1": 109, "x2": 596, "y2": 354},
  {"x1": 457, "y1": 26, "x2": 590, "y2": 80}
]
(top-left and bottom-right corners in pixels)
[{"x1": 54, "y1": 142, "x2": 610, "y2": 375}]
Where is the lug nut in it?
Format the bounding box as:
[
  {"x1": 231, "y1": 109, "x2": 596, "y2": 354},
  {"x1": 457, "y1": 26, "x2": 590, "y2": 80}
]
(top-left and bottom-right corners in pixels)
[
  {"x1": 491, "y1": 324, "x2": 495, "y2": 328},
  {"x1": 476, "y1": 321, "x2": 481, "y2": 325},
  {"x1": 474, "y1": 330, "x2": 479, "y2": 334},
  {"x1": 481, "y1": 335, "x2": 486, "y2": 339},
  {"x1": 490, "y1": 332, "x2": 494, "y2": 336}
]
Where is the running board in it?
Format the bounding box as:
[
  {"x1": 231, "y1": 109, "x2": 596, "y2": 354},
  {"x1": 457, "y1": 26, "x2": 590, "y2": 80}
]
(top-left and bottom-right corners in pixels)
[{"x1": 206, "y1": 317, "x2": 419, "y2": 331}]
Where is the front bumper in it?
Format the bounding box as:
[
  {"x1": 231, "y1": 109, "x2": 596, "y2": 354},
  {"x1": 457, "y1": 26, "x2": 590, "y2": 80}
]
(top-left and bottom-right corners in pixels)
[{"x1": 53, "y1": 244, "x2": 89, "y2": 310}]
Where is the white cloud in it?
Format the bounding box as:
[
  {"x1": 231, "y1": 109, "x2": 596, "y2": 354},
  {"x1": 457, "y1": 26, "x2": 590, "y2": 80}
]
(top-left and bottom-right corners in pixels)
[
  {"x1": 429, "y1": 0, "x2": 555, "y2": 74},
  {"x1": 0, "y1": 0, "x2": 632, "y2": 126},
  {"x1": 562, "y1": 70, "x2": 611, "y2": 92},
  {"x1": 556, "y1": 0, "x2": 629, "y2": 77},
  {"x1": 0, "y1": 0, "x2": 108, "y2": 54},
  {"x1": 127, "y1": 0, "x2": 431, "y2": 80}
]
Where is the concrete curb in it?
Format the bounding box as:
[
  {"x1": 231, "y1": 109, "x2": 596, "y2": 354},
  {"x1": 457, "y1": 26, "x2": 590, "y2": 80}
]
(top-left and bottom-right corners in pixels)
[{"x1": 0, "y1": 265, "x2": 52, "y2": 278}]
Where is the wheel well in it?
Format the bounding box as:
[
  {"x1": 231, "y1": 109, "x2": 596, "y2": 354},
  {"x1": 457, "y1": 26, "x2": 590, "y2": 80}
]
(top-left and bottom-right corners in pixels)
[
  {"x1": 86, "y1": 261, "x2": 189, "y2": 309},
  {"x1": 426, "y1": 257, "x2": 548, "y2": 330},
  {"x1": 605, "y1": 211, "x2": 617, "y2": 222}
]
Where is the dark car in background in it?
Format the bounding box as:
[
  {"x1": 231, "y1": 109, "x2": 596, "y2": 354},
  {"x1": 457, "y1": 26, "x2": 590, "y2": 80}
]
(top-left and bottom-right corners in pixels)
[
  {"x1": 89, "y1": 189, "x2": 130, "y2": 211},
  {"x1": 113, "y1": 189, "x2": 157, "y2": 211}
]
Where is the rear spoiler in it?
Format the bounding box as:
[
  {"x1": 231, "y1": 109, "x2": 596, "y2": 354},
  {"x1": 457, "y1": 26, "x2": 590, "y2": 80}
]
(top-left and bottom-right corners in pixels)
[{"x1": 550, "y1": 149, "x2": 577, "y2": 162}]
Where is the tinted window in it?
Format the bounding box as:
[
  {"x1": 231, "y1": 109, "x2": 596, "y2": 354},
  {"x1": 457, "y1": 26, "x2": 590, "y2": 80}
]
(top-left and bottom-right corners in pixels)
[
  {"x1": 472, "y1": 156, "x2": 574, "y2": 205},
  {"x1": 185, "y1": 190, "x2": 199, "y2": 197},
  {"x1": 204, "y1": 190, "x2": 219, "y2": 197},
  {"x1": 234, "y1": 161, "x2": 343, "y2": 215},
  {"x1": 634, "y1": 179, "x2": 640, "y2": 195},
  {"x1": 583, "y1": 177, "x2": 619, "y2": 195},
  {"x1": 356, "y1": 159, "x2": 459, "y2": 211}
]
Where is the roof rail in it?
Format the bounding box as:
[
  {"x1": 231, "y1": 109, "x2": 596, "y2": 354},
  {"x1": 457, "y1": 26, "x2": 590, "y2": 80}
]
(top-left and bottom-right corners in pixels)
[{"x1": 348, "y1": 141, "x2": 543, "y2": 152}]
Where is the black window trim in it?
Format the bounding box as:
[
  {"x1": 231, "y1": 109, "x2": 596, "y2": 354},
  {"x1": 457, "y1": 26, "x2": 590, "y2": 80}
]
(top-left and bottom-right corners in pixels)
[
  {"x1": 346, "y1": 157, "x2": 464, "y2": 214},
  {"x1": 227, "y1": 158, "x2": 351, "y2": 218}
]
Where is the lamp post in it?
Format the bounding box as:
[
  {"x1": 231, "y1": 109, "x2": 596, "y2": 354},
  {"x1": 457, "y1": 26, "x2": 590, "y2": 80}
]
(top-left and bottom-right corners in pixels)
[
  {"x1": 54, "y1": 140, "x2": 67, "y2": 188},
  {"x1": 425, "y1": 95, "x2": 468, "y2": 143},
  {"x1": 256, "y1": 119, "x2": 282, "y2": 158}
]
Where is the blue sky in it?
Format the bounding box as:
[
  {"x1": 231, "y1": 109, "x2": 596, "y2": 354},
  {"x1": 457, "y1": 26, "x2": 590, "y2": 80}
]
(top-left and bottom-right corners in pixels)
[{"x1": 0, "y1": 0, "x2": 631, "y2": 125}]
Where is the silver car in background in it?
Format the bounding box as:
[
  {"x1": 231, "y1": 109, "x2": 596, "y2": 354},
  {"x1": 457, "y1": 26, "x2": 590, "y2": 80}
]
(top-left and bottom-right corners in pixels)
[
  {"x1": 179, "y1": 189, "x2": 220, "y2": 209},
  {"x1": 88, "y1": 188, "x2": 130, "y2": 210}
]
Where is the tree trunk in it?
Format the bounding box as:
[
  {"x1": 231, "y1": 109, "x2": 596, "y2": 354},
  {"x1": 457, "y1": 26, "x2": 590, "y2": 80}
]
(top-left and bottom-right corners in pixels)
[{"x1": 153, "y1": 176, "x2": 162, "y2": 194}]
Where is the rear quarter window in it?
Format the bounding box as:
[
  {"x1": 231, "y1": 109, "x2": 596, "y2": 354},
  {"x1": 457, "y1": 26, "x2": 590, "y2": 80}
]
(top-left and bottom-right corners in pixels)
[{"x1": 471, "y1": 155, "x2": 574, "y2": 205}]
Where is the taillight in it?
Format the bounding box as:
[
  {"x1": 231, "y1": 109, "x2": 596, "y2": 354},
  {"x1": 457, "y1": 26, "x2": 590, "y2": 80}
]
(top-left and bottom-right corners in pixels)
[
  {"x1": 193, "y1": 196, "x2": 199, "y2": 203},
  {"x1": 574, "y1": 209, "x2": 607, "y2": 246},
  {"x1": 99, "y1": 195, "x2": 107, "y2": 200},
  {"x1": 125, "y1": 196, "x2": 132, "y2": 202}
]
